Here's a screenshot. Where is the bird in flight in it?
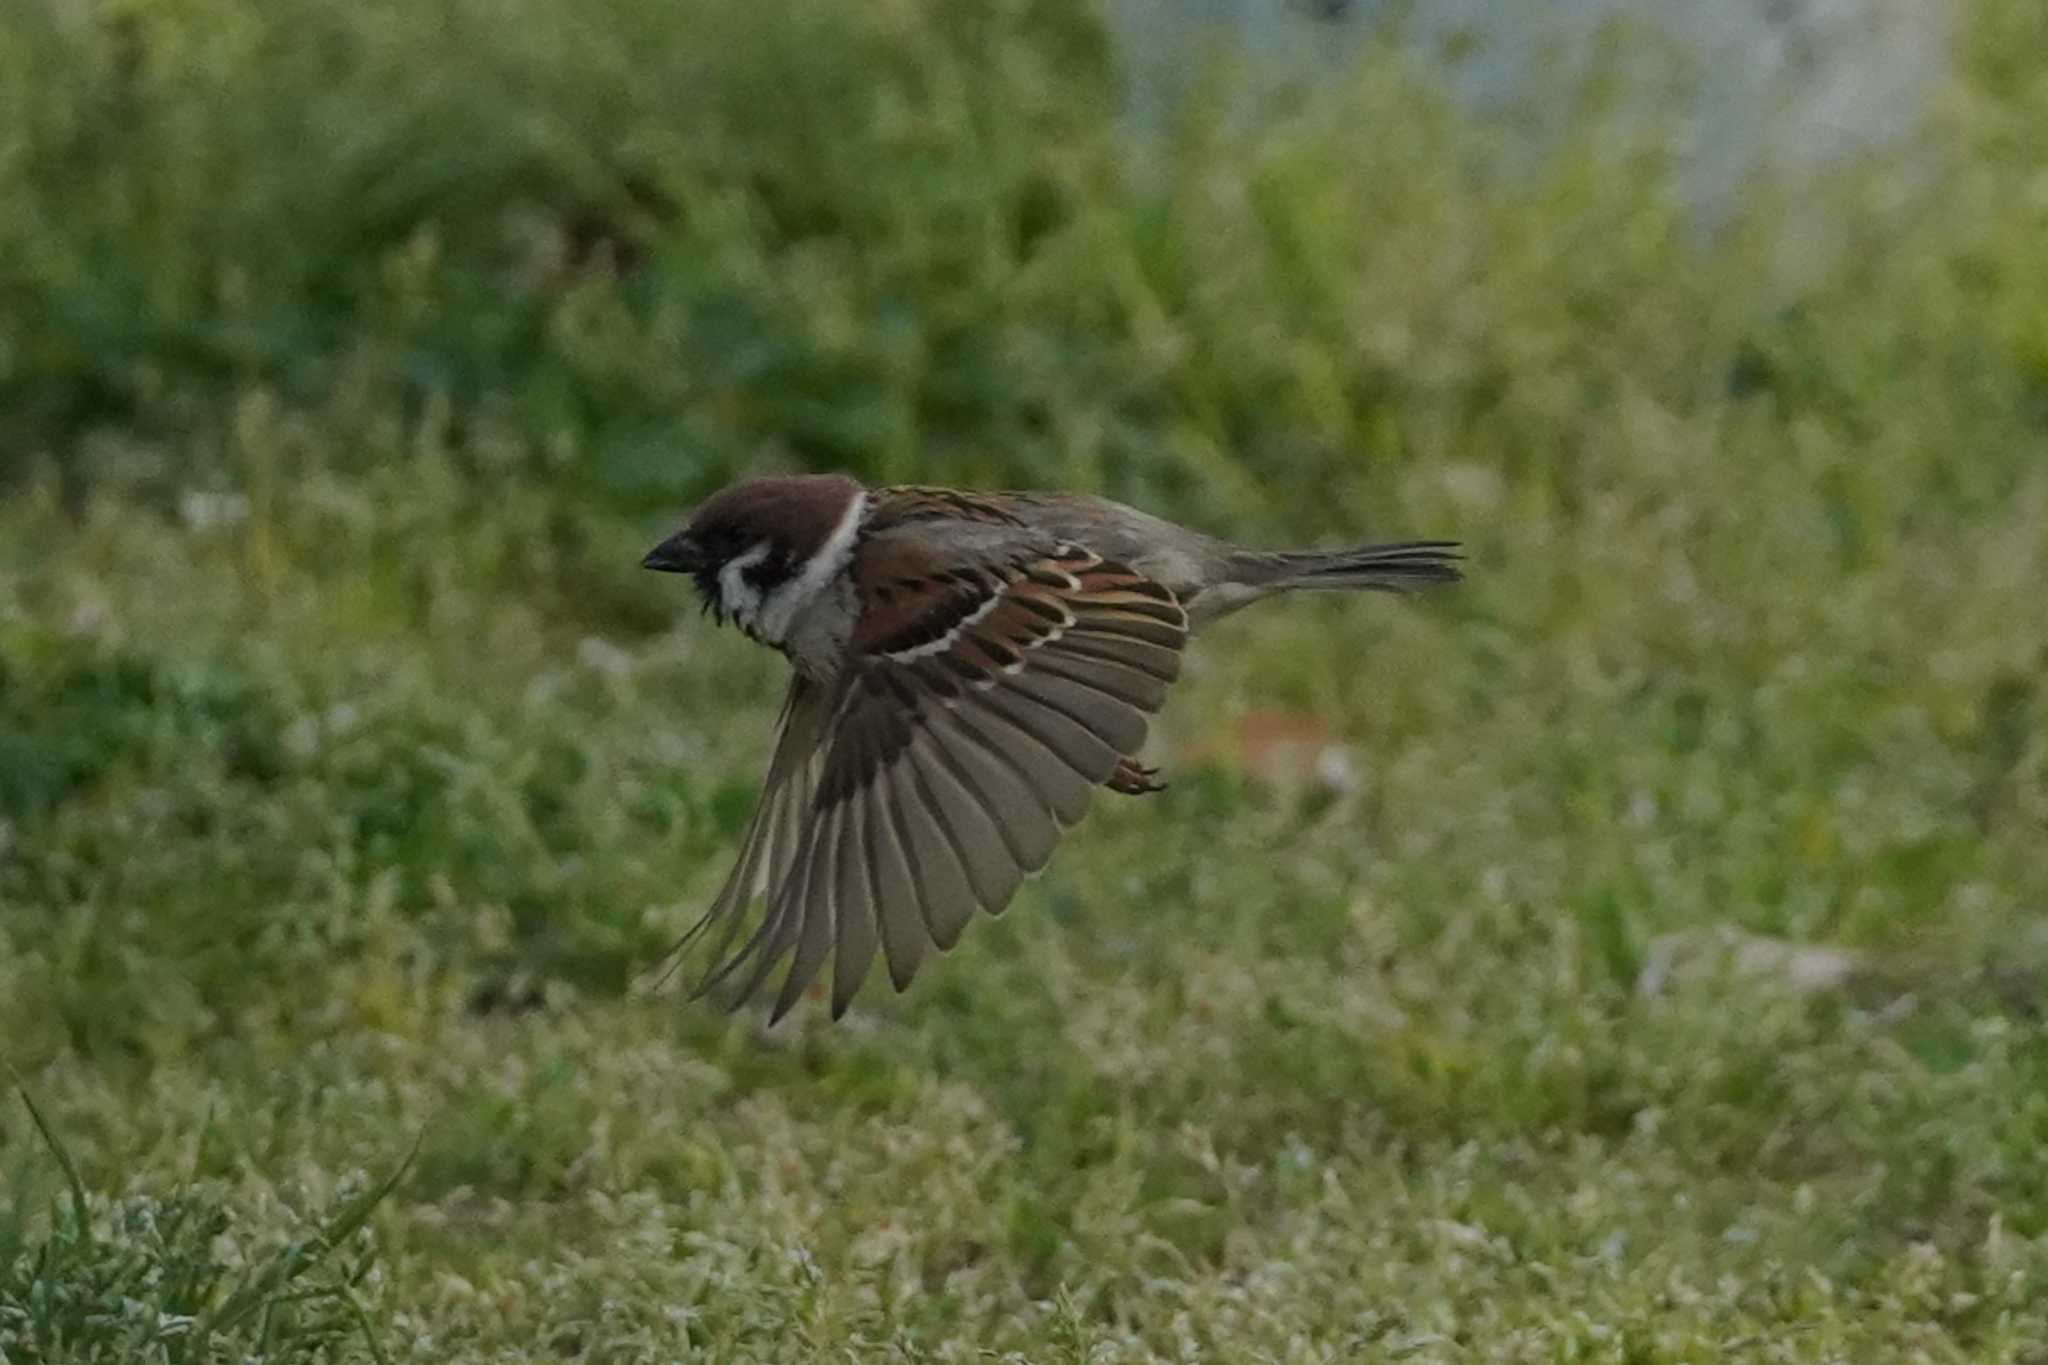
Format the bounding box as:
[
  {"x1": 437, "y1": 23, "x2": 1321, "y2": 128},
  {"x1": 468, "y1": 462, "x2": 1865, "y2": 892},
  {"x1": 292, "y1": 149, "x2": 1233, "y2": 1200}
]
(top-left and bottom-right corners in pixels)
[{"x1": 643, "y1": 475, "x2": 1460, "y2": 1021}]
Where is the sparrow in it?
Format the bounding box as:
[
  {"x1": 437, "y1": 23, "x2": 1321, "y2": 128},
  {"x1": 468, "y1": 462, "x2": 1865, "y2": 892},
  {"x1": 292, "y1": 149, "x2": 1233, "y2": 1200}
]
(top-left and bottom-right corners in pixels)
[{"x1": 642, "y1": 474, "x2": 1460, "y2": 1022}]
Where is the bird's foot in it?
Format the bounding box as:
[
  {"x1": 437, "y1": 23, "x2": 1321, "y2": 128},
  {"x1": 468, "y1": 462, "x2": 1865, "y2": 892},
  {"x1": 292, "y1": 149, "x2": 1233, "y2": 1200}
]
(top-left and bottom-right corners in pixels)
[{"x1": 1108, "y1": 757, "x2": 1168, "y2": 796}]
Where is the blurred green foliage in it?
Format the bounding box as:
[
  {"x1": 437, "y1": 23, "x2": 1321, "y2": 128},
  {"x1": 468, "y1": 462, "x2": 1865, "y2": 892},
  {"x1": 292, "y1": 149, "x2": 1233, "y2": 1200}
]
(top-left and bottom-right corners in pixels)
[{"x1": 3, "y1": 0, "x2": 2048, "y2": 1357}]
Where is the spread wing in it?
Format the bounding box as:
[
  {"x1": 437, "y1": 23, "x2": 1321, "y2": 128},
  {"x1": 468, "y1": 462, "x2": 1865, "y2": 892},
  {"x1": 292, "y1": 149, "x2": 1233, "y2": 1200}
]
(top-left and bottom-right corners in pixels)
[
  {"x1": 658, "y1": 677, "x2": 836, "y2": 988},
  {"x1": 678, "y1": 539, "x2": 1190, "y2": 1021}
]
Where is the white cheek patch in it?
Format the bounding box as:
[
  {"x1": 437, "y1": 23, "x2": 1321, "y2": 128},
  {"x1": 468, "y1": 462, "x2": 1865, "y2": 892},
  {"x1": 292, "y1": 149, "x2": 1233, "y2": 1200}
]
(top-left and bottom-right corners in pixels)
[
  {"x1": 754, "y1": 492, "x2": 868, "y2": 646},
  {"x1": 718, "y1": 542, "x2": 771, "y2": 630}
]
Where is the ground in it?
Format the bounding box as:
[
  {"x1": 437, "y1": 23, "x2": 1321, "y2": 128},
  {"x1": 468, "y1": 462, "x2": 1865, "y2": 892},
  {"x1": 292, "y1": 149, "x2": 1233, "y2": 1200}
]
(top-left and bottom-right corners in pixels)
[{"x1": 3, "y1": 0, "x2": 2048, "y2": 1360}]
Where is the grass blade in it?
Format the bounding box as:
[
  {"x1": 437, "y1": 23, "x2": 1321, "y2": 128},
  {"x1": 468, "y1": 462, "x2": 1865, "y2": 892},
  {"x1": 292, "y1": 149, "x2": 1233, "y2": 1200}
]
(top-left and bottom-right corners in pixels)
[
  {"x1": 201, "y1": 1130, "x2": 420, "y2": 1337},
  {"x1": 16, "y1": 1085, "x2": 92, "y2": 1247}
]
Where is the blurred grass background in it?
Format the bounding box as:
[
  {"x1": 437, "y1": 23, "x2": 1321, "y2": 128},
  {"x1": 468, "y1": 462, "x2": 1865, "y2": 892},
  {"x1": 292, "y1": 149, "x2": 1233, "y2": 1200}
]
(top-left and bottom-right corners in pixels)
[{"x1": 2, "y1": 0, "x2": 2047, "y2": 1358}]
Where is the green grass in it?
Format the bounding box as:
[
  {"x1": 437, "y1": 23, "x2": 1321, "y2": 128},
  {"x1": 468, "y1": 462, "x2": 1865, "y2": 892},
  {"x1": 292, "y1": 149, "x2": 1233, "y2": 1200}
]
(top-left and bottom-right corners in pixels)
[
  {"x1": 2, "y1": 1090, "x2": 411, "y2": 1364},
  {"x1": 4, "y1": 0, "x2": 2048, "y2": 1358}
]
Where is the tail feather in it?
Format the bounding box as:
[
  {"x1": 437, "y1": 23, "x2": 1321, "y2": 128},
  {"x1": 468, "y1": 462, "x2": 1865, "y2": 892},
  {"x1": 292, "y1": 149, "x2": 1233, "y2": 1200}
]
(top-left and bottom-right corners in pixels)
[{"x1": 1258, "y1": 540, "x2": 1463, "y2": 594}]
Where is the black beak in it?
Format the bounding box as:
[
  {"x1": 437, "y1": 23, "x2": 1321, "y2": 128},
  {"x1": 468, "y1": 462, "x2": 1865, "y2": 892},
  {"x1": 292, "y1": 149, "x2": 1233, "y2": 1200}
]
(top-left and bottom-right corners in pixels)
[{"x1": 642, "y1": 530, "x2": 703, "y2": 575}]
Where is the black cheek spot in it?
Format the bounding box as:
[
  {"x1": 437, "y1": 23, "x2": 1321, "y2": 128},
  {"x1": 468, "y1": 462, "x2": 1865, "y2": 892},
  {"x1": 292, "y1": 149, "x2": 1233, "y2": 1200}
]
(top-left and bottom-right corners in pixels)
[{"x1": 741, "y1": 550, "x2": 789, "y2": 592}]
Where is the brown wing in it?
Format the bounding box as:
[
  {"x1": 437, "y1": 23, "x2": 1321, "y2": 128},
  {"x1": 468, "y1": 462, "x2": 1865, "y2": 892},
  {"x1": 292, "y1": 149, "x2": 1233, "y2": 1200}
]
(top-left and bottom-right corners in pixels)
[
  {"x1": 702, "y1": 540, "x2": 1190, "y2": 1022},
  {"x1": 864, "y1": 484, "x2": 1031, "y2": 531},
  {"x1": 658, "y1": 677, "x2": 835, "y2": 994}
]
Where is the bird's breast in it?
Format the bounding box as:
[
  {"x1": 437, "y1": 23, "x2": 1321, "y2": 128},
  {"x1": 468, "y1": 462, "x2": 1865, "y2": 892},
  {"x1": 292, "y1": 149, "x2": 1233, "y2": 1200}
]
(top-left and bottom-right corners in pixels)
[{"x1": 770, "y1": 574, "x2": 861, "y2": 681}]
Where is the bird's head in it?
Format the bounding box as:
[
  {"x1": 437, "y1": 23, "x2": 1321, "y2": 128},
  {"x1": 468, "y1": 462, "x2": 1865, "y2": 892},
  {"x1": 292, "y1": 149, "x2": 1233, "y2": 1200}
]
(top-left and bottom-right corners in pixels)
[{"x1": 643, "y1": 473, "x2": 867, "y2": 640}]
